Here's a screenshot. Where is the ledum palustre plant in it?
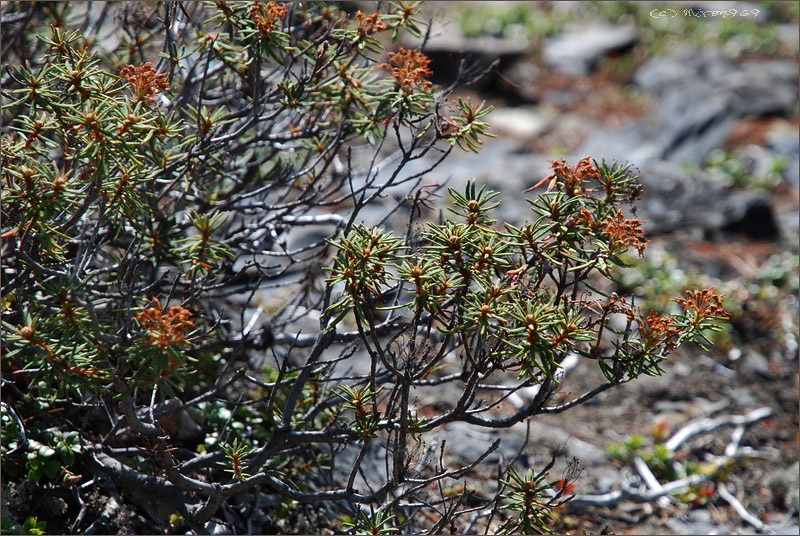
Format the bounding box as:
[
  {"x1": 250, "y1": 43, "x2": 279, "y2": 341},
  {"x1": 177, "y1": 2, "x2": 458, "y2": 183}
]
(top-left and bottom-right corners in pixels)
[
  {"x1": 1, "y1": 2, "x2": 728, "y2": 534},
  {"x1": 327, "y1": 159, "x2": 729, "y2": 389},
  {"x1": 321, "y1": 161, "x2": 730, "y2": 534}
]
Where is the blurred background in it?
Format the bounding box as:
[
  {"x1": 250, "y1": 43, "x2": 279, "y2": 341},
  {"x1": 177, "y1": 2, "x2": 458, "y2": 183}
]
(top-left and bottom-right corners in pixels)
[{"x1": 382, "y1": 1, "x2": 799, "y2": 533}]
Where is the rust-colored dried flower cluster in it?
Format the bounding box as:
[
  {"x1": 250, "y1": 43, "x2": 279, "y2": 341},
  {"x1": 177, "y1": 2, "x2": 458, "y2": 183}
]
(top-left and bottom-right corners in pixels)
[
  {"x1": 530, "y1": 156, "x2": 601, "y2": 195},
  {"x1": 384, "y1": 46, "x2": 433, "y2": 94},
  {"x1": 119, "y1": 62, "x2": 170, "y2": 104},
  {"x1": 529, "y1": 158, "x2": 651, "y2": 256},
  {"x1": 355, "y1": 10, "x2": 386, "y2": 37},
  {"x1": 635, "y1": 310, "x2": 681, "y2": 351},
  {"x1": 136, "y1": 297, "x2": 195, "y2": 348},
  {"x1": 249, "y1": 1, "x2": 287, "y2": 38},
  {"x1": 675, "y1": 288, "x2": 731, "y2": 320},
  {"x1": 575, "y1": 206, "x2": 649, "y2": 256},
  {"x1": 599, "y1": 209, "x2": 649, "y2": 256}
]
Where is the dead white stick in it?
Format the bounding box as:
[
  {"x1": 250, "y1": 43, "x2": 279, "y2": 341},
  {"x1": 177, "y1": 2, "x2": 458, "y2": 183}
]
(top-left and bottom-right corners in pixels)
[
  {"x1": 665, "y1": 407, "x2": 772, "y2": 452},
  {"x1": 281, "y1": 214, "x2": 347, "y2": 227},
  {"x1": 725, "y1": 424, "x2": 746, "y2": 457},
  {"x1": 717, "y1": 482, "x2": 775, "y2": 534},
  {"x1": 633, "y1": 456, "x2": 671, "y2": 508},
  {"x1": 243, "y1": 304, "x2": 264, "y2": 336},
  {"x1": 633, "y1": 456, "x2": 662, "y2": 492},
  {"x1": 570, "y1": 473, "x2": 709, "y2": 506}
]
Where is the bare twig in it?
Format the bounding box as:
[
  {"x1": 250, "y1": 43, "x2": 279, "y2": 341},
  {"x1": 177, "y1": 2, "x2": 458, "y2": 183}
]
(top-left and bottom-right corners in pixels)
[
  {"x1": 664, "y1": 407, "x2": 772, "y2": 451},
  {"x1": 717, "y1": 482, "x2": 775, "y2": 534}
]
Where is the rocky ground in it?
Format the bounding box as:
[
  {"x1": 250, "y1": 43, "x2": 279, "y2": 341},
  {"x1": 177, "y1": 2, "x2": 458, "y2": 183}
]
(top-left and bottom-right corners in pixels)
[{"x1": 315, "y1": 2, "x2": 799, "y2": 534}]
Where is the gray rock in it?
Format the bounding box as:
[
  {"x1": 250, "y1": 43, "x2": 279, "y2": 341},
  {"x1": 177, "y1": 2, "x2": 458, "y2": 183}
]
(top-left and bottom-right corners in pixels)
[
  {"x1": 436, "y1": 420, "x2": 608, "y2": 469},
  {"x1": 726, "y1": 386, "x2": 759, "y2": 407},
  {"x1": 331, "y1": 440, "x2": 389, "y2": 492},
  {"x1": 733, "y1": 144, "x2": 785, "y2": 189},
  {"x1": 766, "y1": 126, "x2": 800, "y2": 161},
  {"x1": 766, "y1": 125, "x2": 800, "y2": 190},
  {"x1": 580, "y1": 119, "x2": 664, "y2": 166},
  {"x1": 423, "y1": 34, "x2": 530, "y2": 58},
  {"x1": 498, "y1": 60, "x2": 542, "y2": 103},
  {"x1": 563, "y1": 434, "x2": 608, "y2": 467},
  {"x1": 776, "y1": 208, "x2": 800, "y2": 241},
  {"x1": 488, "y1": 107, "x2": 552, "y2": 140},
  {"x1": 544, "y1": 24, "x2": 638, "y2": 75},
  {"x1": 284, "y1": 224, "x2": 339, "y2": 252},
  {"x1": 413, "y1": 19, "x2": 531, "y2": 57},
  {"x1": 665, "y1": 513, "x2": 731, "y2": 535},
  {"x1": 654, "y1": 400, "x2": 691, "y2": 413},
  {"x1": 402, "y1": 20, "x2": 530, "y2": 89},
  {"x1": 542, "y1": 89, "x2": 578, "y2": 108},
  {"x1": 634, "y1": 49, "x2": 797, "y2": 115},
  {"x1": 779, "y1": 23, "x2": 800, "y2": 52},
  {"x1": 740, "y1": 352, "x2": 772, "y2": 378},
  {"x1": 672, "y1": 361, "x2": 693, "y2": 376},
  {"x1": 594, "y1": 467, "x2": 624, "y2": 493},
  {"x1": 718, "y1": 189, "x2": 780, "y2": 239},
  {"x1": 636, "y1": 48, "x2": 798, "y2": 124},
  {"x1": 583, "y1": 47, "x2": 798, "y2": 167},
  {"x1": 581, "y1": 102, "x2": 737, "y2": 167},
  {"x1": 633, "y1": 161, "x2": 779, "y2": 238},
  {"x1": 436, "y1": 421, "x2": 527, "y2": 466},
  {"x1": 768, "y1": 462, "x2": 800, "y2": 511}
]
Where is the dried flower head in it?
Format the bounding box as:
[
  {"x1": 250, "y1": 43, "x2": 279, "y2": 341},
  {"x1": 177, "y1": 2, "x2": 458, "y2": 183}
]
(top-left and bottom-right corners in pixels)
[
  {"x1": 119, "y1": 62, "x2": 170, "y2": 104},
  {"x1": 136, "y1": 297, "x2": 195, "y2": 348},
  {"x1": 636, "y1": 310, "x2": 681, "y2": 351},
  {"x1": 249, "y1": 1, "x2": 287, "y2": 38},
  {"x1": 675, "y1": 288, "x2": 731, "y2": 320},
  {"x1": 574, "y1": 156, "x2": 602, "y2": 182},
  {"x1": 384, "y1": 46, "x2": 432, "y2": 94},
  {"x1": 600, "y1": 209, "x2": 649, "y2": 256},
  {"x1": 529, "y1": 157, "x2": 599, "y2": 196},
  {"x1": 355, "y1": 11, "x2": 386, "y2": 37}
]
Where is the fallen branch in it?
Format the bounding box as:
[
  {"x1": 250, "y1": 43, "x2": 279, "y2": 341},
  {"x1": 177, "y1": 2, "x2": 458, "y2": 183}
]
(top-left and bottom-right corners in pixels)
[
  {"x1": 717, "y1": 482, "x2": 775, "y2": 534},
  {"x1": 570, "y1": 473, "x2": 709, "y2": 506},
  {"x1": 664, "y1": 407, "x2": 772, "y2": 452},
  {"x1": 632, "y1": 455, "x2": 671, "y2": 508},
  {"x1": 571, "y1": 408, "x2": 774, "y2": 509}
]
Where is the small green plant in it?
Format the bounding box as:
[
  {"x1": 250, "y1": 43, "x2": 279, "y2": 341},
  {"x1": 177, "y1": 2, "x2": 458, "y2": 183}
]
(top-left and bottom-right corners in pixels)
[
  {"x1": 457, "y1": 3, "x2": 569, "y2": 40},
  {"x1": 752, "y1": 252, "x2": 800, "y2": 295},
  {"x1": 336, "y1": 385, "x2": 382, "y2": 442},
  {"x1": 606, "y1": 434, "x2": 646, "y2": 465},
  {"x1": 702, "y1": 148, "x2": 786, "y2": 190},
  {"x1": 24, "y1": 432, "x2": 81, "y2": 484},
  {"x1": 607, "y1": 434, "x2": 693, "y2": 489},
  {"x1": 499, "y1": 466, "x2": 572, "y2": 534},
  {"x1": 342, "y1": 505, "x2": 400, "y2": 535},
  {"x1": 1, "y1": 515, "x2": 46, "y2": 536},
  {"x1": 219, "y1": 438, "x2": 256, "y2": 483}
]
